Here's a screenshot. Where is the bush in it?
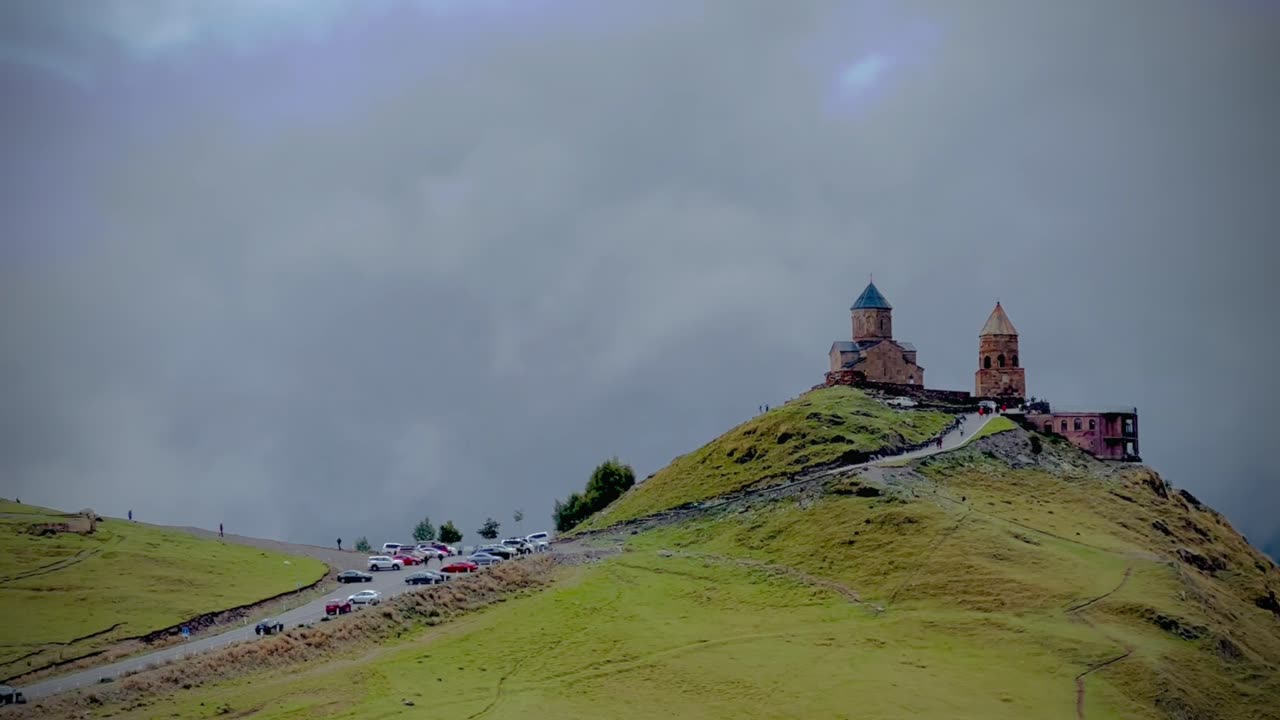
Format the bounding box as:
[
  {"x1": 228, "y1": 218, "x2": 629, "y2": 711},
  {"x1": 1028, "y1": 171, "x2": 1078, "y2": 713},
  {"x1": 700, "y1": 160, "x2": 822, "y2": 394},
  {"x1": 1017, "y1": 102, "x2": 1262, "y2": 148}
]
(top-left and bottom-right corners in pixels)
[
  {"x1": 354, "y1": 537, "x2": 371, "y2": 553},
  {"x1": 1029, "y1": 435, "x2": 1043, "y2": 455},
  {"x1": 553, "y1": 458, "x2": 636, "y2": 532},
  {"x1": 477, "y1": 518, "x2": 501, "y2": 540},
  {"x1": 413, "y1": 517, "x2": 436, "y2": 542},
  {"x1": 438, "y1": 521, "x2": 462, "y2": 544}
]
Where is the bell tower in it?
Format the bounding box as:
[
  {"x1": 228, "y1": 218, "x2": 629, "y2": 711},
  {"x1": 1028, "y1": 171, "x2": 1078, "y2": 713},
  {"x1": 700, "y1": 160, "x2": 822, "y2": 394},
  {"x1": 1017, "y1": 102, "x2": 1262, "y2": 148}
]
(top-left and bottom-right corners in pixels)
[
  {"x1": 851, "y1": 281, "x2": 892, "y2": 341},
  {"x1": 975, "y1": 302, "x2": 1026, "y2": 399}
]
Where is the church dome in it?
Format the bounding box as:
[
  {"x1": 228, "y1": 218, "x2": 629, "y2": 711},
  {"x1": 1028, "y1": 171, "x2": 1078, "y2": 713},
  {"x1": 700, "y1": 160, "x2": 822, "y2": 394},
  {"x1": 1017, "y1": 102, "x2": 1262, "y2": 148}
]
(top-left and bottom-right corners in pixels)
[{"x1": 851, "y1": 282, "x2": 892, "y2": 311}]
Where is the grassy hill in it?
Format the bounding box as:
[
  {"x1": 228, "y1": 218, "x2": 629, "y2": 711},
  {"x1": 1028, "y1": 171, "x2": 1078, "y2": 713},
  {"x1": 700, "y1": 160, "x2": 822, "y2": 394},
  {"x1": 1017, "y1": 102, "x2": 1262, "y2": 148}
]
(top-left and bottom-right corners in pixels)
[
  {"x1": 20, "y1": 389, "x2": 1280, "y2": 719},
  {"x1": 576, "y1": 386, "x2": 953, "y2": 530},
  {"x1": 0, "y1": 500, "x2": 327, "y2": 679}
]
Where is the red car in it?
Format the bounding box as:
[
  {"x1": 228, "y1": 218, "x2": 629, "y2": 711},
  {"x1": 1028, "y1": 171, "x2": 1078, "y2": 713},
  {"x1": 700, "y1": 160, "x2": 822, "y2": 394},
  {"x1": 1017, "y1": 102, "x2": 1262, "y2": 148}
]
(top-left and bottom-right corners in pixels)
[
  {"x1": 325, "y1": 598, "x2": 352, "y2": 615},
  {"x1": 441, "y1": 561, "x2": 477, "y2": 574},
  {"x1": 392, "y1": 554, "x2": 421, "y2": 566}
]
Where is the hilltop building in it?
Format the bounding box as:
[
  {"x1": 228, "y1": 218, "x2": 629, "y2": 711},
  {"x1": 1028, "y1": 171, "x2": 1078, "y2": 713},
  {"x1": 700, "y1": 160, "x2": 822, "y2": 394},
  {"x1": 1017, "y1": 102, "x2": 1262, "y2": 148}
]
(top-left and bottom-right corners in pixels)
[
  {"x1": 828, "y1": 282, "x2": 924, "y2": 386},
  {"x1": 974, "y1": 302, "x2": 1026, "y2": 401},
  {"x1": 1027, "y1": 408, "x2": 1141, "y2": 461}
]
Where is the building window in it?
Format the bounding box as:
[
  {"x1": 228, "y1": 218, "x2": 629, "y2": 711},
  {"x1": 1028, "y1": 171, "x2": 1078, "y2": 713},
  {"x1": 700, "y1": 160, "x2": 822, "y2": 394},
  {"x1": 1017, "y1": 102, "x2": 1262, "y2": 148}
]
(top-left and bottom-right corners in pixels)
[
  {"x1": 984, "y1": 356, "x2": 992, "y2": 369},
  {"x1": 1012, "y1": 355, "x2": 1019, "y2": 367},
  {"x1": 1060, "y1": 420, "x2": 1068, "y2": 432},
  {"x1": 907, "y1": 375, "x2": 914, "y2": 384},
  {"x1": 1089, "y1": 419, "x2": 1096, "y2": 430},
  {"x1": 1044, "y1": 421, "x2": 1052, "y2": 433},
  {"x1": 879, "y1": 317, "x2": 885, "y2": 331},
  {"x1": 1124, "y1": 418, "x2": 1134, "y2": 435},
  {"x1": 997, "y1": 354, "x2": 1006, "y2": 367},
  {"x1": 1074, "y1": 418, "x2": 1082, "y2": 431}
]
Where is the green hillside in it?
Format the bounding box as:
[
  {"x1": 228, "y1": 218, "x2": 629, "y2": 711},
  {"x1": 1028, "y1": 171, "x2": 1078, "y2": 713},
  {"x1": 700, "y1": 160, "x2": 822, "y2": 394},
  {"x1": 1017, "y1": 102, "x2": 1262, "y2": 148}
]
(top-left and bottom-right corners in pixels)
[
  {"x1": 22, "y1": 391, "x2": 1280, "y2": 720},
  {"x1": 576, "y1": 386, "x2": 952, "y2": 530},
  {"x1": 0, "y1": 501, "x2": 327, "y2": 679}
]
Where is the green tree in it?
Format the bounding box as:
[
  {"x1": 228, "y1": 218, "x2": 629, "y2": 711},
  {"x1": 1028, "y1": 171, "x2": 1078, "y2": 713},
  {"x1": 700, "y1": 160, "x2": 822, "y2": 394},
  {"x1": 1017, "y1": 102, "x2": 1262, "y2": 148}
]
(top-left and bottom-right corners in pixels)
[
  {"x1": 438, "y1": 521, "x2": 462, "y2": 545},
  {"x1": 354, "y1": 536, "x2": 371, "y2": 553},
  {"x1": 513, "y1": 509, "x2": 524, "y2": 534},
  {"x1": 477, "y1": 517, "x2": 501, "y2": 540},
  {"x1": 553, "y1": 458, "x2": 636, "y2": 532},
  {"x1": 412, "y1": 516, "x2": 436, "y2": 542}
]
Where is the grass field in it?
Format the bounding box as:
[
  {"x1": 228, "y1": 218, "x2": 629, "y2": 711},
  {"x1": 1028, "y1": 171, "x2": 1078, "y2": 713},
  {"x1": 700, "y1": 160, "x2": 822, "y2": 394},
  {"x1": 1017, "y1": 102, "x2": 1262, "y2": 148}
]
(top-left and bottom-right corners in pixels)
[
  {"x1": 964, "y1": 414, "x2": 1017, "y2": 443},
  {"x1": 21, "y1": 421, "x2": 1280, "y2": 719},
  {"x1": 0, "y1": 501, "x2": 327, "y2": 678},
  {"x1": 577, "y1": 386, "x2": 952, "y2": 530}
]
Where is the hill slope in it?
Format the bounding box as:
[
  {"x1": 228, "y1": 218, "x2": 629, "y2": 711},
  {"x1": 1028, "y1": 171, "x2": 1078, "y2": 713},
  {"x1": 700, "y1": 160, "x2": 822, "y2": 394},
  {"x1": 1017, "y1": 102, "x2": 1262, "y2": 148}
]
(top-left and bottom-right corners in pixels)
[
  {"x1": 20, "y1": 389, "x2": 1280, "y2": 719},
  {"x1": 577, "y1": 386, "x2": 953, "y2": 530},
  {"x1": 0, "y1": 501, "x2": 327, "y2": 680}
]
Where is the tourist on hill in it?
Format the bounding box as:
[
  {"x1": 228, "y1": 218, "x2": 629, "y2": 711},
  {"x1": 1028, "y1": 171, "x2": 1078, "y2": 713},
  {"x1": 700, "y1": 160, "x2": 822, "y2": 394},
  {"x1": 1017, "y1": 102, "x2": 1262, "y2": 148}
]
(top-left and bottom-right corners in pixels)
[
  {"x1": 219, "y1": 522, "x2": 224, "y2": 538},
  {"x1": 337, "y1": 538, "x2": 343, "y2": 551}
]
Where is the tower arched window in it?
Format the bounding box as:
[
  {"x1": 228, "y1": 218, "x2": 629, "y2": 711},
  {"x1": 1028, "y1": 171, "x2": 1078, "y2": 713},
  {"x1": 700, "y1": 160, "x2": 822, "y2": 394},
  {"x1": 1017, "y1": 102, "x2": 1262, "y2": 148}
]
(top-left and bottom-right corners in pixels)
[
  {"x1": 1060, "y1": 420, "x2": 1068, "y2": 432},
  {"x1": 1089, "y1": 419, "x2": 1096, "y2": 430},
  {"x1": 984, "y1": 356, "x2": 992, "y2": 369},
  {"x1": 997, "y1": 354, "x2": 1006, "y2": 367},
  {"x1": 1044, "y1": 421, "x2": 1052, "y2": 433},
  {"x1": 1012, "y1": 355, "x2": 1019, "y2": 367},
  {"x1": 1074, "y1": 418, "x2": 1082, "y2": 431}
]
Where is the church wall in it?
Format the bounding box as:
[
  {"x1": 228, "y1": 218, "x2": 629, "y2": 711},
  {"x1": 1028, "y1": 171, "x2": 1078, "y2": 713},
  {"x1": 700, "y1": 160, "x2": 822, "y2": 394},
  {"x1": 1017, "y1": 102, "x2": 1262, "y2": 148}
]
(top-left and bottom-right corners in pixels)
[{"x1": 861, "y1": 342, "x2": 924, "y2": 385}]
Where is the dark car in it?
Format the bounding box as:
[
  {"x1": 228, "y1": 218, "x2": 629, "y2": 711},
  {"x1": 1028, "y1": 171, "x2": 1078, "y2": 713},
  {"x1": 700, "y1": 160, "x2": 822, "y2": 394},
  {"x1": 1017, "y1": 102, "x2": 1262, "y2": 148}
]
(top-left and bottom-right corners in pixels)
[
  {"x1": 405, "y1": 570, "x2": 446, "y2": 585},
  {"x1": 337, "y1": 570, "x2": 373, "y2": 584},
  {"x1": 0, "y1": 685, "x2": 26, "y2": 706},
  {"x1": 255, "y1": 619, "x2": 284, "y2": 635},
  {"x1": 480, "y1": 545, "x2": 515, "y2": 560}
]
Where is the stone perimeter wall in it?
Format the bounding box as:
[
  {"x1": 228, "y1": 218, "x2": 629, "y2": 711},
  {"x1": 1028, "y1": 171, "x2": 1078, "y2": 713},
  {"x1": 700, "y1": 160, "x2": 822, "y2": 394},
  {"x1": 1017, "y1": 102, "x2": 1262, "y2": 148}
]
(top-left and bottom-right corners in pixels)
[{"x1": 820, "y1": 371, "x2": 975, "y2": 407}]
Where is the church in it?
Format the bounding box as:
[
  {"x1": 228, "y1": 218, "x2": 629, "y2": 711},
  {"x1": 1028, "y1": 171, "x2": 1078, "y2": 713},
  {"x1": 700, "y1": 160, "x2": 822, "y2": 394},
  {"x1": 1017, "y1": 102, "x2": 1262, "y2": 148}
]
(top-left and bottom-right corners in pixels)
[{"x1": 828, "y1": 281, "x2": 925, "y2": 386}]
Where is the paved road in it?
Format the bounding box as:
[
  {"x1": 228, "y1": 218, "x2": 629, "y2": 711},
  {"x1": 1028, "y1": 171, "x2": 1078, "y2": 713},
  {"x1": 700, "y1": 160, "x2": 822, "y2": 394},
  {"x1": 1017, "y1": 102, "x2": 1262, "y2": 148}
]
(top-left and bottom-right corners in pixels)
[{"x1": 20, "y1": 558, "x2": 462, "y2": 701}]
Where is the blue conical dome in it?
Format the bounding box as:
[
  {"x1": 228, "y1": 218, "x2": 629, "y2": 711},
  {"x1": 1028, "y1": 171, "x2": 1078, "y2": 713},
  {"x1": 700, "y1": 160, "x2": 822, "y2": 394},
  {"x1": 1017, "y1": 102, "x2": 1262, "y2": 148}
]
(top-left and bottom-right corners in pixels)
[{"x1": 851, "y1": 282, "x2": 892, "y2": 311}]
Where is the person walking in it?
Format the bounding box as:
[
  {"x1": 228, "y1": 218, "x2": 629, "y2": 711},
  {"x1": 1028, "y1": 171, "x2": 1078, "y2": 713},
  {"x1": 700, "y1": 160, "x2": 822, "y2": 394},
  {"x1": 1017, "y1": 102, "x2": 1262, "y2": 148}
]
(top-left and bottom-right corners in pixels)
[
  {"x1": 219, "y1": 522, "x2": 224, "y2": 538},
  {"x1": 128, "y1": 509, "x2": 133, "y2": 522},
  {"x1": 337, "y1": 538, "x2": 343, "y2": 551}
]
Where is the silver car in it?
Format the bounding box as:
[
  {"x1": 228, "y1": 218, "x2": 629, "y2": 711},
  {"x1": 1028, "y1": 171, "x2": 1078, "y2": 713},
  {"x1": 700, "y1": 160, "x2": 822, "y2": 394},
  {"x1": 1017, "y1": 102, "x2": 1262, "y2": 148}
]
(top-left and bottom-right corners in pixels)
[
  {"x1": 468, "y1": 552, "x2": 503, "y2": 566},
  {"x1": 348, "y1": 589, "x2": 382, "y2": 605}
]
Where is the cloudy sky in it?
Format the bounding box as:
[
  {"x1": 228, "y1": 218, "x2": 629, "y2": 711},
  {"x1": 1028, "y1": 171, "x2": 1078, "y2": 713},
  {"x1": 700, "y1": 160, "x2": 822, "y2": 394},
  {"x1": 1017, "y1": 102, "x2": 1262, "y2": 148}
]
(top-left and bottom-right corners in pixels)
[{"x1": 2, "y1": 1, "x2": 1277, "y2": 553}]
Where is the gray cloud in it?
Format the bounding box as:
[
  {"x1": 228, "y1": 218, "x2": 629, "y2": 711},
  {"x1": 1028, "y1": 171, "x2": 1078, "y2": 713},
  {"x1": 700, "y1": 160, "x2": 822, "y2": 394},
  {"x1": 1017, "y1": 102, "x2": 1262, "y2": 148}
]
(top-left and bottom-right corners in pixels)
[{"x1": 2, "y1": 1, "x2": 1277, "y2": 549}]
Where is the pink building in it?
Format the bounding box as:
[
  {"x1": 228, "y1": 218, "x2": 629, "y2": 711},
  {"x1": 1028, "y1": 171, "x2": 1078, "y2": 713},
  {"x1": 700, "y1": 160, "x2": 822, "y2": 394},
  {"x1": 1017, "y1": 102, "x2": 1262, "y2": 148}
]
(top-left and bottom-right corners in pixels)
[{"x1": 1028, "y1": 409, "x2": 1140, "y2": 461}]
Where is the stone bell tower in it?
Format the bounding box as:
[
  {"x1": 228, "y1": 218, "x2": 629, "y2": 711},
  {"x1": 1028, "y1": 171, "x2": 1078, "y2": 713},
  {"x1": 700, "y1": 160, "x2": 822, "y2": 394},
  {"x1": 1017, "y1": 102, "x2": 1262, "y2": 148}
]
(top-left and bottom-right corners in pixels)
[{"x1": 975, "y1": 302, "x2": 1026, "y2": 400}]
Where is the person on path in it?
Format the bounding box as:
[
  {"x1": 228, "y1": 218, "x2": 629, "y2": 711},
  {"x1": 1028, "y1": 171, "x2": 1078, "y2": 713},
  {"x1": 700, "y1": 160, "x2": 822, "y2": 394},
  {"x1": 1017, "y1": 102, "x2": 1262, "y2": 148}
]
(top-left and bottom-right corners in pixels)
[
  {"x1": 219, "y1": 522, "x2": 224, "y2": 538},
  {"x1": 337, "y1": 538, "x2": 343, "y2": 551},
  {"x1": 128, "y1": 509, "x2": 133, "y2": 521}
]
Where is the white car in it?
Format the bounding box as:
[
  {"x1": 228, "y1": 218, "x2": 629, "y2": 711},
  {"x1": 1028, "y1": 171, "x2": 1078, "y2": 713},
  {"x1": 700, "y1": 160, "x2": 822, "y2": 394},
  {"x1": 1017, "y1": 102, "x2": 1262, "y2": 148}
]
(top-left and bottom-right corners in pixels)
[
  {"x1": 525, "y1": 531, "x2": 550, "y2": 544},
  {"x1": 886, "y1": 397, "x2": 917, "y2": 408},
  {"x1": 414, "y1": 546, "x2": 446, "y2": 560},
  {"x1": 348, "y1": 589, "x2": 382, "y2": 605},
  {"x1": 468, "y1": 552, "x2": 503, "y2": 566},
  {"x1": 532, "y1": 540, "x2": 551, "y2": 553},
  {"x1": 368, "y1": 555, "x2": 403, "y2": 571},
  {"x1": 380, "y1": 543, "x2": 403, "y2": 555}
]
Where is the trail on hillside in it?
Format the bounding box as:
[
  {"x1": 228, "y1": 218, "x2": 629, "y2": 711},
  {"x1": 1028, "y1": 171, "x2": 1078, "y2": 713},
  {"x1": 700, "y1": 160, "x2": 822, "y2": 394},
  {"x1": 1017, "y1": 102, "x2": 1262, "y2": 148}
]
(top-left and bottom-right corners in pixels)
[
  {"x1": 1067, "y1": 566, "x2": 1134, "y2": 720},
  {"x1": 0, "y1": 536, "x2": 121, "y2": 584},
  {"x1": 887, "y1": 509, "x2": 970, "y2": 606}
]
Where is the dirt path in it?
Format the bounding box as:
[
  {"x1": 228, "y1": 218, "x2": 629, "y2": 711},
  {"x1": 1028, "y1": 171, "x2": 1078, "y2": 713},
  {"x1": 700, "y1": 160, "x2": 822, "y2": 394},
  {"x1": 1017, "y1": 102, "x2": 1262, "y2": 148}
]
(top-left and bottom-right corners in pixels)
[{"x1": 1068, "y1": 566, "x2": 1134, "y2": 720}]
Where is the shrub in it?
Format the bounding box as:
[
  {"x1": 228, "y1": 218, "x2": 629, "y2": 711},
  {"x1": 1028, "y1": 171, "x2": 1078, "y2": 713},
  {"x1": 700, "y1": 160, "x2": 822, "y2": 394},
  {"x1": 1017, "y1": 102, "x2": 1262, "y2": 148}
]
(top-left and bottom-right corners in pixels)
[
  {"x1": 477, "y1": 518, "x2": 500, "y2": 540},
  {"x1": 412, "y1": 517, "x2": 436, "y2": 542},
  {"x1": 438, "y1": 521, "x2": 462, "y2": 544},
  {"x1": 553, "y1": 458, "x2": 636, "y2": 531},
  {"x1": 354, "y1": 537, "x2": 371, "y2": 553}
]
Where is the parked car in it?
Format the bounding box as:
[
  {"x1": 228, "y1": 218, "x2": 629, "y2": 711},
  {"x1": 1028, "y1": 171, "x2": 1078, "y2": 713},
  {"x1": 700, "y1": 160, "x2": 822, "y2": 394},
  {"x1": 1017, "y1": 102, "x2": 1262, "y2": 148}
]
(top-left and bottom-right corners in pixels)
[
  {"x1": 348, "y1": 589, "x2": 382, "y2": 605},
  {"x1": 337, "y1": 570, "x2": 374, "y2": 584},
  {"x1": 468, "y1": 552, "x2": 503, "y2": 566},
  {"x1": 415, "y1": 545, "x2": 446, "y2": 559},
  {"x1": 887, "y1": 396, "x2": 917, "y2": 408},
  {"x1": 502, "y1": 538, "x2": 533, "y2": 555},
  {"x1": 428, "y1": 543, "x2": 456, "y2": 556},
  {"x1": 380, "y1": 542, "x2": 404, "y2": 555},
  {"x1": 441, "y1": 561, "x2": 478, "y2": 574},
  {"x1": 979, "y1": 400, "x2": 998, "y2": 413},
  {"x1": 479, "y1": 545, "x2": 515, "y2": 560},
  {"x1": 392, "y1": 554, "x2": 421, "y2": 566},
  {"x1": 325, "y1": 598, "x2": 353, "y2": 615},
  {"x1": 0, "y1": 685, "x2": 26, "y2": 706},
  {"x1": 405, "y1": 570, "x2": 446, "y2": 585},
  {"x1": 255, "y1": 619, "x2": 284, "y2": 635},
  {"x1": 532, "y1": 540, "x2": 551, "y2": 553},
  {"x1": 525, "y1": 531, "x2": 550, "y2": 544},
  {"x1": 368, "y1": 555, "x2": 403, "y2": 571}
]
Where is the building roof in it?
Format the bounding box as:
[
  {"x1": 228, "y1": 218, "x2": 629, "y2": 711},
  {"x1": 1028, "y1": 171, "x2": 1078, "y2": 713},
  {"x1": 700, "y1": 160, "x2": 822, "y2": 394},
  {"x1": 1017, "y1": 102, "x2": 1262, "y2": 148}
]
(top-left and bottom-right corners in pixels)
[
  {"x1": 830, "y1": 340, "x2": 879, "y2": 354},
  {"x1": 851, "y1": 282, "x2": 892, "y2": 311},
  {"x1": 898, "y1": 342, "x2": 916, "y2": 352},
  {"x1": 979, "y1": 302, "x2": 1018, "y2": 336}
]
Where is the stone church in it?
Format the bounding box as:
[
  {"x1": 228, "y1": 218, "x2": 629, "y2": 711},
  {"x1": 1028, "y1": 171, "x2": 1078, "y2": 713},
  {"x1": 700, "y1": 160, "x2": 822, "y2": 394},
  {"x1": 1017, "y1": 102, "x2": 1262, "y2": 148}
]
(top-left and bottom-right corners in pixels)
[{"x1": 828, "y1": 281, "x2": 925, "y2": 385}]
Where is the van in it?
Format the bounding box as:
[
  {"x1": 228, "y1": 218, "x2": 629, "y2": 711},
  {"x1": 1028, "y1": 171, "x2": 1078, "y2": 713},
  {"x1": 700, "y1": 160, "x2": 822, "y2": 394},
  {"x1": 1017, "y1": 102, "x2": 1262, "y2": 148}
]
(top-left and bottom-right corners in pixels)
[
  {"x1": 525, "y1": 531, "x2": 549, "y2": 544},
  {"x1": 381, "y1": 542, "x2": 403, "y2": 555}
]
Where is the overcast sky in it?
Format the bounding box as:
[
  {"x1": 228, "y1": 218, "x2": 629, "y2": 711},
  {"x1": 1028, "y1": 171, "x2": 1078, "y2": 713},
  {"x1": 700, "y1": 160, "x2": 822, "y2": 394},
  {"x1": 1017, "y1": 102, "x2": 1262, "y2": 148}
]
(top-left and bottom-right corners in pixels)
[{"x1": 2, "y1": 1, "x2": 1277, "y2": 554}]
